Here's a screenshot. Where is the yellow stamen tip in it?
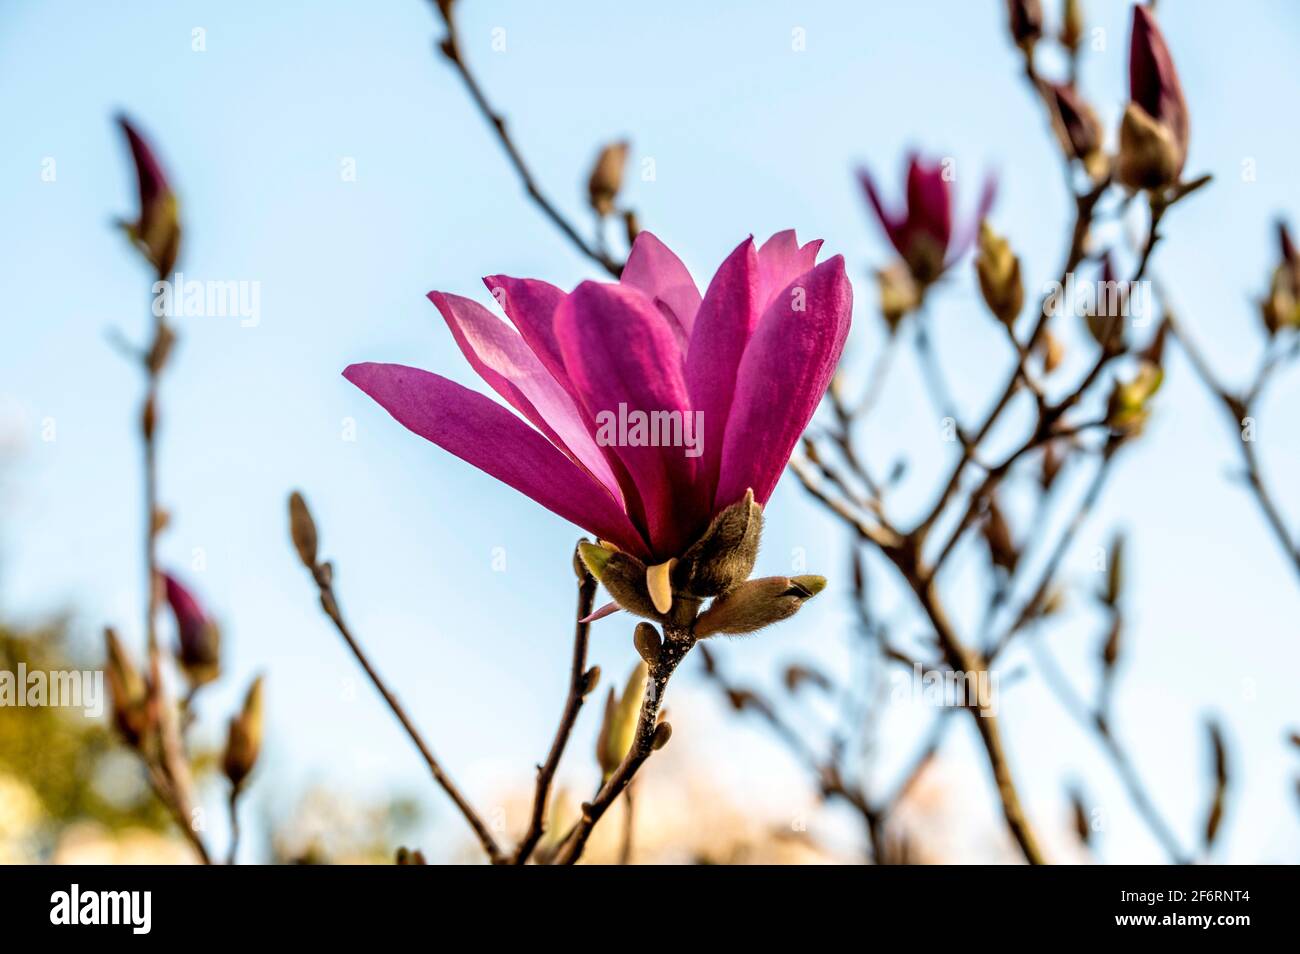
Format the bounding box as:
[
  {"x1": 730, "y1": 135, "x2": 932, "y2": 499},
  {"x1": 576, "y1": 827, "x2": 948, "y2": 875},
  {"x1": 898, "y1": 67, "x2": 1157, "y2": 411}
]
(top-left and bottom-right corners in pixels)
[{"x1": 647, "y1": 559, "x2": 675, "y2": 615}]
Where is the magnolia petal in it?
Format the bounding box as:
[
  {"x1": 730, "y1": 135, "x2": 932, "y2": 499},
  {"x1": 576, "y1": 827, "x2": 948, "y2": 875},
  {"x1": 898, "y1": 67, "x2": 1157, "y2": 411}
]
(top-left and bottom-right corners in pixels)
[
  {"x1": 716, "y1": 256, "x2": 853, "y2": 509},
  {"x1": 905, "y1": 154, "x2": 953, "y2": 252},
  {"x1": 481, "y1": 275, "x2": 570, "y2": 389},
  {"x1": 343, "y1": 362, "x2": 650, "y2": 558},
  {"x1": 756, "y1": 230, "x2": 824, "y2": 309},
  {"x1": 556, "y1": 281, "x2": 707, "y2": 559},
  {"x1": 858, "y1": 166, "x2": 908, "y2": 258},
  {"x1": 621, "y1": 231, "x2": 703, "y2": 344},
  {"x1": 1129, "y1": 5, "x2": 1188, "y2": 163},
  {"x1": 684, "y1": 238, "x2": 760, "y2": 507},
  {"x1": 949, "y1": 173, "x2": 999, "y2": 265},
  {"x1": 579, "y1": 600, "x2": 622, "y2": 624},
  {"x1": 430, "y1": 291, "x2": 622, "y2": 502}
]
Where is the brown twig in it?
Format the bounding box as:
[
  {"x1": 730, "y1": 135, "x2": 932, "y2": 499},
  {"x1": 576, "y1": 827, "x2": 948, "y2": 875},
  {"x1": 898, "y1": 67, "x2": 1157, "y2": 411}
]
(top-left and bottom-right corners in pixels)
[
  {"x1": 1029, "y1": 633, "x2": 1190, "y2": 863},
  {"x1": 513, "y1": 566, "x2": 598, "y2": 864},
  {"x1": 302, "y1": 550, "x2": 506, "y2": 864},
  {"x1": 553, "y1": 623, "x2": 689, "y2": 864},
  {"x1": 430, "y1": 0, "x2": 624, "y2": 278},
  {"x1": 1167, "y1": 313, "x2": 1300, "y2": 580},
  {"x1": 618, "y1": 784, "x2": 636, "y2": 865},
  {"x1": 226, "y1": 786, "x2": 241, "y2": 866},
  {"x1": 129, "y1": 299, "x2": 211, "y2": 865}
]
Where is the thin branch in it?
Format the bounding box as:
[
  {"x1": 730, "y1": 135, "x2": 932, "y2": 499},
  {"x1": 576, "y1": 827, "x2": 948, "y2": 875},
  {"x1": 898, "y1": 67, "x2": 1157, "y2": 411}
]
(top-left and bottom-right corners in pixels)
[
  {"x1": 553, "y1": 625, "x2": 690, "y2": 864},
  {"x1": 1168, "y1": 314, "x2": 1300, "y2": 580},
  {"x1": 305, "y1": 557, "x2": 506, "y2": 864},
  {"x1": 618, "y1": 785, "x2": 636, "y2": 865},
  {"x1": 992, "y1": 440, "x2": 1121, "y2": 660},
  {"x1": 908, "y1": 578, "x2": 1047, "y2": 864},
  {"x1": 430, "y1": 0, "x2": 623, "y2": 278},
  {"x1": 1029, "y1": 634, "x2": 1190, "y2": 863},
  {"x1": 226, "y1": 787, "x2": 242, "y2": 866},
  {"x1": 513, "y1": 567, "x2": 598, "y2": 864}
]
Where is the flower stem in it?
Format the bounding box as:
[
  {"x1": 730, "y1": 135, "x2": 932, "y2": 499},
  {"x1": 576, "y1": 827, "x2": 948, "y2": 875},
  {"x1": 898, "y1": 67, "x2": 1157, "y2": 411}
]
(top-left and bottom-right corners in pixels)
[{"x1": 553, "y1": 623, "x2": 693, "y2": 864}]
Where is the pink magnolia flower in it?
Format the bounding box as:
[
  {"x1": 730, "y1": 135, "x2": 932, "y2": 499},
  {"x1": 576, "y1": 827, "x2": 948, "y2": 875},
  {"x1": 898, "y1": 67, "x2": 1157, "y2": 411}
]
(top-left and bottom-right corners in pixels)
[
  {"x1": 161, "y1": 571, "x2": 220, "y2": 685},
  {"x1": 857, "y1": 153, "x2": 996, "y2": 285},
  {"x1": 344, "y1": 231, "x2": 852, "y2": 565}
]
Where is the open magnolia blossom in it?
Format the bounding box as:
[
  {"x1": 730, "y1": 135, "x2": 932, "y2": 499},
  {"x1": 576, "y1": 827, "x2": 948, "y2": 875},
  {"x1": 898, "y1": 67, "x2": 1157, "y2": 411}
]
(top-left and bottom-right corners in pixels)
[{"x1": 345, "y1": 230, "x2": 852, "y2": 633}]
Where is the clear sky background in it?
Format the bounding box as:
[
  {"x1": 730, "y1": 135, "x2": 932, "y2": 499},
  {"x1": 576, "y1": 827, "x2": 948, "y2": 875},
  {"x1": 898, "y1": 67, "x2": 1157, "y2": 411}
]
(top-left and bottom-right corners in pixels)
[{"x1": 2, "y1": 0, "x2": 1299, "y2": 862}]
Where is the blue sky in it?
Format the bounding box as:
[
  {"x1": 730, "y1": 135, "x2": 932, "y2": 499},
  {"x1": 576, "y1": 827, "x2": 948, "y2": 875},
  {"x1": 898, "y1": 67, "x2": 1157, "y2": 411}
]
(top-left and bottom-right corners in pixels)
[{"x1": 2, "y1": 0, "x2": 1299, "y2": 862}]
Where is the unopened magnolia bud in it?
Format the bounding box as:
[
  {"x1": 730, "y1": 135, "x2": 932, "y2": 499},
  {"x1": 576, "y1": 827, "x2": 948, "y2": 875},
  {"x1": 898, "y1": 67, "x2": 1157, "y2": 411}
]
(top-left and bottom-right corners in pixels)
[
  {"x1": 1048, "y1": 83, "x2": 1103, "y2": 169},
  {"x1": 105, "y1": 627, "x2": 151, "y2": 747},
  {"x1": 674, "y1": 489, "x2": 763, "y2": 598},
  {"x1": 693, "y1": 576, "x2": 826, "y2": 638},
  {"x1": 1116, "y1": 103, "x2": 1181, "y2": 192},
  {"x1": 1039, "y1": 587, "x2": 1067, "y2": 617},
  {"x1": 223, "y1": 676, "x2": 265, "y2": 791},
  {"x1": 1006, "y1": 0, "x2": 1043, "y2": 50},
  {"x1": 975, "y1": 222, "x2": 1023, "y2": 325},
  {"x1": 1105, "y1": 533, "x2": 1126, "y2": 606},
  {"x1": 572, "y1": 539, "x2": 592, "y2": 580},
  {"x1": 726, "y1": 688, "x2": 755, "y2": 712},
  {"x1": 117, "y1": 116, "x2": 182, "y2": 280},
  {"x1": 1101, "y1": 616, "x2": 1122, "y2": 670},
  {"x1": 877, "y1": 263, "x2": 918, "y2": 333},
  {"x1": 162, "y1": 572, "x2": 220, "y2": 688},
  {"x1": 651, "y1": 722, "x2": 672, "y2": 751},
  {"x1": 595, "y1": 663, "x2": 646, "y2": 777},
  {"x1": 146, "y1": 321, "x2": 176, "y2": 375},
  {"x1": 288, "y1": 491, "x2": 319, "y2": 569},
  {"x1": 581, "y1": 665, "x2": 601, "y2": 696},
  {"x1": 783, "y1": 664, "x2": 832, "y2": 694},
  {"x1": 1086, "y1": 258, "x2": 1128, "y2": 352},
  {"x1": 633, "y1": 622, "x2": 661, "y2": 665},
  {"x1": 1106, "y1": 361, "x2": 1163, "y2": 434},
  {"x1": 983, "y1": 499, "x2": 1018, "y2": 573},
  {"x1": 1060, "y1": 0, "x2": 1083, "y2": 52},
  {"x1": 141, "y1": 396, "x2": 157, "y2": 440},
  {"x1": 1039, "y1": 328, "x2": 1065, "y2": 374},
  {"x1": 578, "y1": 542, "x2": 660, "y2": 619},
  {"x1": 587, "y1": 140, "x2": 629, "y2": 217},
  {"x1": 1040, "y1": 442, "x2": 1063, "y2": 490}
]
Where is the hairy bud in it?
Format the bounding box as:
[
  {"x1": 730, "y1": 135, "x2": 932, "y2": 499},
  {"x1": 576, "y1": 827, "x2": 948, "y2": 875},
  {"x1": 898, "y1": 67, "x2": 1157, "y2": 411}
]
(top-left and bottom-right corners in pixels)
[
  {"x1": 693, "y1": 576, "x2": 826, "y2": 638},
  {"x1": 633, "y1": 622, "x2": 662, "y2": 665},
  {"x1": 105, "y1": 627, "x2": 151, "y2": 748},
  {"x1": 288, "y1": 491, "x2": 319, "y2": 569},
  {"x1": 673, "y1": 489, "x2": 763, "y2": 598},
  {"x1": 223, "y1": 676, "x2": 265, "y2": 791},
  {"x1": 1116, "y1": 103, "x2": 1181, "y2": 192},
  {"x1": 975, "y1": 222, "x2": 1023, "y2": 325},
  {"x1": 578, "y1": 542, "x2": 661, "y2": 620},
  {"x1": 595, "y1": 663, "x2": 646, "y2": 777},
  {"x1": 1106, "y1": 361, "x2": 1164, "y2": 434},
  {"x1": 587, "y1": 140, "x2": 629, "y2": 217}
]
